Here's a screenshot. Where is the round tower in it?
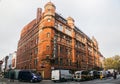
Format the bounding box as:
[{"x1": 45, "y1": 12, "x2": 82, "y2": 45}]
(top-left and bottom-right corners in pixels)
[
  {"x1": 38, "y1": 2, "x2": 56, "y2": 79},
  {"x1": 44, "y1": 2, "x2": 56, "y2": 17}
]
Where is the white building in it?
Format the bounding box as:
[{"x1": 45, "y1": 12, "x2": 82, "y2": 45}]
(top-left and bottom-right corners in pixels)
[{"x1": 1, "y1": 51, "x2": 16, "y2": 72}]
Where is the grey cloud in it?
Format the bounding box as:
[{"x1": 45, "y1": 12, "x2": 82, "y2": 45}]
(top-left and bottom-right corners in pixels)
[{"x1": 0, "y1": 0, "x2": 120, "y2": 59}]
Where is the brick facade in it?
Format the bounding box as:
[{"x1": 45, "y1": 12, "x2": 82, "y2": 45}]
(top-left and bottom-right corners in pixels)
[{"x1": 16, "y1": 2, "x2": 103, "y2": 79}]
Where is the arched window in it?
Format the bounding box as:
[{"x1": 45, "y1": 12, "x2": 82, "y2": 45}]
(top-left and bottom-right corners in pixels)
[{"x1": 47, "y1": 33, "x2": 50, "y2": 38}]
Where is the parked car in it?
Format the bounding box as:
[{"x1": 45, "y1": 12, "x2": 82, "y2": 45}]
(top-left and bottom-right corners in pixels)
[
  {"x1": 106, "y1": 71, "x2": 112, "y2": 77},
  {"x1": 73, "y1": 70, "x2": 89, "y2": 81},
  {"x1": 89, "y1": 70, "x2": 99, "y2": 79},
  {"x1": 51, "y1": 69, "x2": 73, "y2": 82},
  {"x1": 18, "y1": 70, "x2": 42, "y2": 82},
  {"x1": 98, "y1": 70, "x2": 106, "y2": 79}
]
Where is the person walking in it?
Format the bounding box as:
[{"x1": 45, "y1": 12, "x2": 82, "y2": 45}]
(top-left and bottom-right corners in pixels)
[{"x1": 113, "y1": 70, "x2": 117, "y2": 79}]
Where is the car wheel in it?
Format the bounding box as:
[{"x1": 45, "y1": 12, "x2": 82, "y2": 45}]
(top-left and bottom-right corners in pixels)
[
  {"x1": 30, "y1": 79, "x2": 33, "y2": 83},
  {"x1": 53, "y1": 80, "x2": 56, "y2": 82}
]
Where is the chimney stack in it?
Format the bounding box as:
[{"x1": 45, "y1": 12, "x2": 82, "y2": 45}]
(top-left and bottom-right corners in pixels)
[{"x1": 36, "y1": 8, "x2": 42, "y2": 23}]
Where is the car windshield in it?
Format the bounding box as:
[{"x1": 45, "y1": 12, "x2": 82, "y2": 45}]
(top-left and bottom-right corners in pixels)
[
  {"x1": 75, "y1": 73, "x2": 80, "y2": 75},
  {"x1": 32, "y1": 72, "x2": 41, "y2": 77},
  {"x1": 32, "y1": 73, "x2": 36, "y2": 76}
]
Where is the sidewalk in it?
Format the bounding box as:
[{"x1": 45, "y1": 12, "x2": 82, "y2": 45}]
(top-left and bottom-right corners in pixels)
[{"x1": 0, "y1": 77, "x2": 18, "y2": 82}]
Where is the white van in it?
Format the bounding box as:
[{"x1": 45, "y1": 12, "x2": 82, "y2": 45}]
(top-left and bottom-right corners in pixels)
[{"x1": 51, "y1": 69, "x2": 73, "y2": 82}]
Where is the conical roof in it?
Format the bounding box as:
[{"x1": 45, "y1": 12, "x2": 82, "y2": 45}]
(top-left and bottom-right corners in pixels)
[{"x1": 44, "y1": 1, "x2": 56, "y2": 9}]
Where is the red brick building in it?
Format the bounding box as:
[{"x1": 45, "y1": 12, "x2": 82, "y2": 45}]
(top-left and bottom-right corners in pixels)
[{"x1": 16, "y1": 2, "x2": 103, "y2": 79}]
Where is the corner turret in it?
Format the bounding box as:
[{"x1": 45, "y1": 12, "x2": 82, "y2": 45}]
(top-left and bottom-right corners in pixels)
[
  {"x1": 67, "y1": 17, "x2": 75, "y2": 28},
  {"x1": 44, "y1": 2, "x2": 56, "y2": 17}
]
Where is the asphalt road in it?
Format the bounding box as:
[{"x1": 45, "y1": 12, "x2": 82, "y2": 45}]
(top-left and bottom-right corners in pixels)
[{"x1": 0, "y1": 75, "x2": 120, "y2": 84}]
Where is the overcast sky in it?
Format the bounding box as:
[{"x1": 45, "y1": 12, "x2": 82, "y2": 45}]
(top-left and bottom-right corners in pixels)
[{"x1": 0, "y1": 0, "x2": 120, "y2": 59}]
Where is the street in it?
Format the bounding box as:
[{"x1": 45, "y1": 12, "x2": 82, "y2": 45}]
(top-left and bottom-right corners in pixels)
[{"x1": 0, "y1": 75, "x2": 120, "y2": 84}]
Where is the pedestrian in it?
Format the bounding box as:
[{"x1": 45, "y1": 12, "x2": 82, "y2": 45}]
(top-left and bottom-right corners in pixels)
[{"x1": 113, "y1": 70, "x2": 117, "y2": 79}]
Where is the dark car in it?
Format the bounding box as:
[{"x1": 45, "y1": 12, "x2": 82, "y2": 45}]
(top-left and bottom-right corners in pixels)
[
  {"x1": 18, "y1": 70, "x2": 42, "y2": 82},
  {"x1": 89, "y1": 70, "x2": 100, "y2": 79}
]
